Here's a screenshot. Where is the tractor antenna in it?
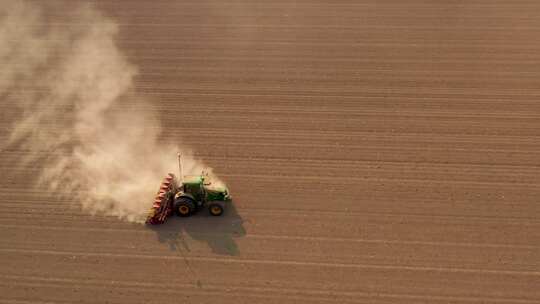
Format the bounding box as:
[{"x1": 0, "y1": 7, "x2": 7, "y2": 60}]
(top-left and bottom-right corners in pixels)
[{"x1": 177, "y1": 153, "x2": 184, "y2": 183}]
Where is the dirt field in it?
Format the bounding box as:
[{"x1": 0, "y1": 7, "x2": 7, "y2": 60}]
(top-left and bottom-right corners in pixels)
[{"x1": 1, "y1": 0, "x2": 539, "y2": 303}]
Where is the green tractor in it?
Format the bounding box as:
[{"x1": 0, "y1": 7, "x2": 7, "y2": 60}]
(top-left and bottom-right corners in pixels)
[
  {"x1": 174, "y1": 174, "x2": 231, "y2": 217},
  {"x1": 145, "y1": 154, "x2": 231, "y2": 225}
]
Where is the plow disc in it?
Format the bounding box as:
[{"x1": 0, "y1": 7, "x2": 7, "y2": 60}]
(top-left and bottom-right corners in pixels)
[{"x1": 145, "y1": 173, "x2": 178, "y2": 225}]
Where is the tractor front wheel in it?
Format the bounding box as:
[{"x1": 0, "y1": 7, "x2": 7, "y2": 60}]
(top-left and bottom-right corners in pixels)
[
  {"x1": 208, "y1": 202, "x2": 224, "y2": 216},
  {"x1": 174, "y1": 198, "x2": 196, "y2": 217}
]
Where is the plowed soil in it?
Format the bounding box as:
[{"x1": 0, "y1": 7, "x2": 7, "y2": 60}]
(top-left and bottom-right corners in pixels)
[{"x1": 1, "y1": 1, "x2": 539, "y2": 303}]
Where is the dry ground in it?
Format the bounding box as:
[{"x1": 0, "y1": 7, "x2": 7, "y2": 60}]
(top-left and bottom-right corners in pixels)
[{"x1": 1, "y1": 0, "x2": 539, "y2": 303}]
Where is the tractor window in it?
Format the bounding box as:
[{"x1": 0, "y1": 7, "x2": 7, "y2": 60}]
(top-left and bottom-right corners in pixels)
[{"x1": 184, "y1": 183, "x2": 204, "y2": 201}]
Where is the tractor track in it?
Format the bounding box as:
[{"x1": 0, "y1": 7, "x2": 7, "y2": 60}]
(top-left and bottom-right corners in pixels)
[{"x1": 3, "y1": 275, "x2": 537, "y2": 304}]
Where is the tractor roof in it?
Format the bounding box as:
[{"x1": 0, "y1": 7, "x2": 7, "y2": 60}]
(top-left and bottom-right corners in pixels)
[{"x1": 182, "y1": 175, "x2": 203, "y2": 185}]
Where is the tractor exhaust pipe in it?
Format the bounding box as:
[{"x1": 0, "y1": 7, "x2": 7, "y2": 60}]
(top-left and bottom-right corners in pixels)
[{"x1": 177, "y1": 152, "x2": 184, "y2": 184}]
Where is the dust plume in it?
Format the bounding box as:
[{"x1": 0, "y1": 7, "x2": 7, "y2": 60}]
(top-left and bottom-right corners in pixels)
[{"x1": 0, "y1": 0, "x2": 221, "y2": 223}]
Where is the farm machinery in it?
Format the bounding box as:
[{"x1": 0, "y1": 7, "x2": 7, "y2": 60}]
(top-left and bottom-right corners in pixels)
[{"x1": 145, "y1": 154, "x2": 231, "y2": 225}]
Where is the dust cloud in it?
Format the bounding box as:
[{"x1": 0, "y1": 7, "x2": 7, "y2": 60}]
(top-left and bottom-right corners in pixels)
[{"x1": 0, "y1": 0, "x2": 221, "y2": 223}]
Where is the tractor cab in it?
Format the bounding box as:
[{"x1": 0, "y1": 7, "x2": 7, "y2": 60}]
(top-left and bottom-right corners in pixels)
[{"x1": 180, "y1": 175, "x2": 206, "y2": 203}]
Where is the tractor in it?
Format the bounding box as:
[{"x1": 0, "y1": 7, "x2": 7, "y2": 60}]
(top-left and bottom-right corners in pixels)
[
  {"x1": 174, "y1": 174, "x2": 230, "y2": 217},
  {"x1": 145, "y1": 154, "x2": 231, "y2": 225}
]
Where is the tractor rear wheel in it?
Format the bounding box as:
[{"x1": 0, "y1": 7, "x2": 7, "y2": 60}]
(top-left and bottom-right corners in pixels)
[
  {"x1": 174, "y1": 198, "x2": 196, "y2": 217},
  {"x1": 208, "y1": 202, "x2": 224, "y2": 216}
]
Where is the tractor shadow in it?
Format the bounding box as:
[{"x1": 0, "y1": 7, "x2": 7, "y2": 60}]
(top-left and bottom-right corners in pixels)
[{"x1": 147, "y1": 201, "x2": 246, "y2": 256}]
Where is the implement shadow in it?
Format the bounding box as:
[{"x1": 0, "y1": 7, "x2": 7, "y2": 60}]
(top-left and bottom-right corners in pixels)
[{"x1": 147, "y1": 201, "x2": 246, "y2": 256}]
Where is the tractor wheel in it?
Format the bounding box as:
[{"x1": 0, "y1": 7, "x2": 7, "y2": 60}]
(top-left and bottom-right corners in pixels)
[
  {"x1": 174, "y1": 198, "x2": 196, "y2": 217},
  {"x1": 208, "y1": 202, "x2": 224, "y2": 216}
]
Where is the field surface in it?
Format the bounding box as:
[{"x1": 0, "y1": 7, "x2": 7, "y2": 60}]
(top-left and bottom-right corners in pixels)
[{"x1": 1, "y1": 1, "x2": 539, "y2": 303}]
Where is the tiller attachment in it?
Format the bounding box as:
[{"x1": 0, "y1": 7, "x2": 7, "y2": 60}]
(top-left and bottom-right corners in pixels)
[{"x1": 145, "y1": 173, "x2": 178, "y2": 225}]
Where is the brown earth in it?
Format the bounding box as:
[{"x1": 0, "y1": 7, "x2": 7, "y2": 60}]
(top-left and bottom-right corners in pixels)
[{"x1": 1, "y1": 0, "x2": 539, "y2": 303}]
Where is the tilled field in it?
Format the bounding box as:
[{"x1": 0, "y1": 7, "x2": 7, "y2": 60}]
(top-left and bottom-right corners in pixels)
[{"x1": 1, "y1": 1, "x2": 539, "y2": 303}]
